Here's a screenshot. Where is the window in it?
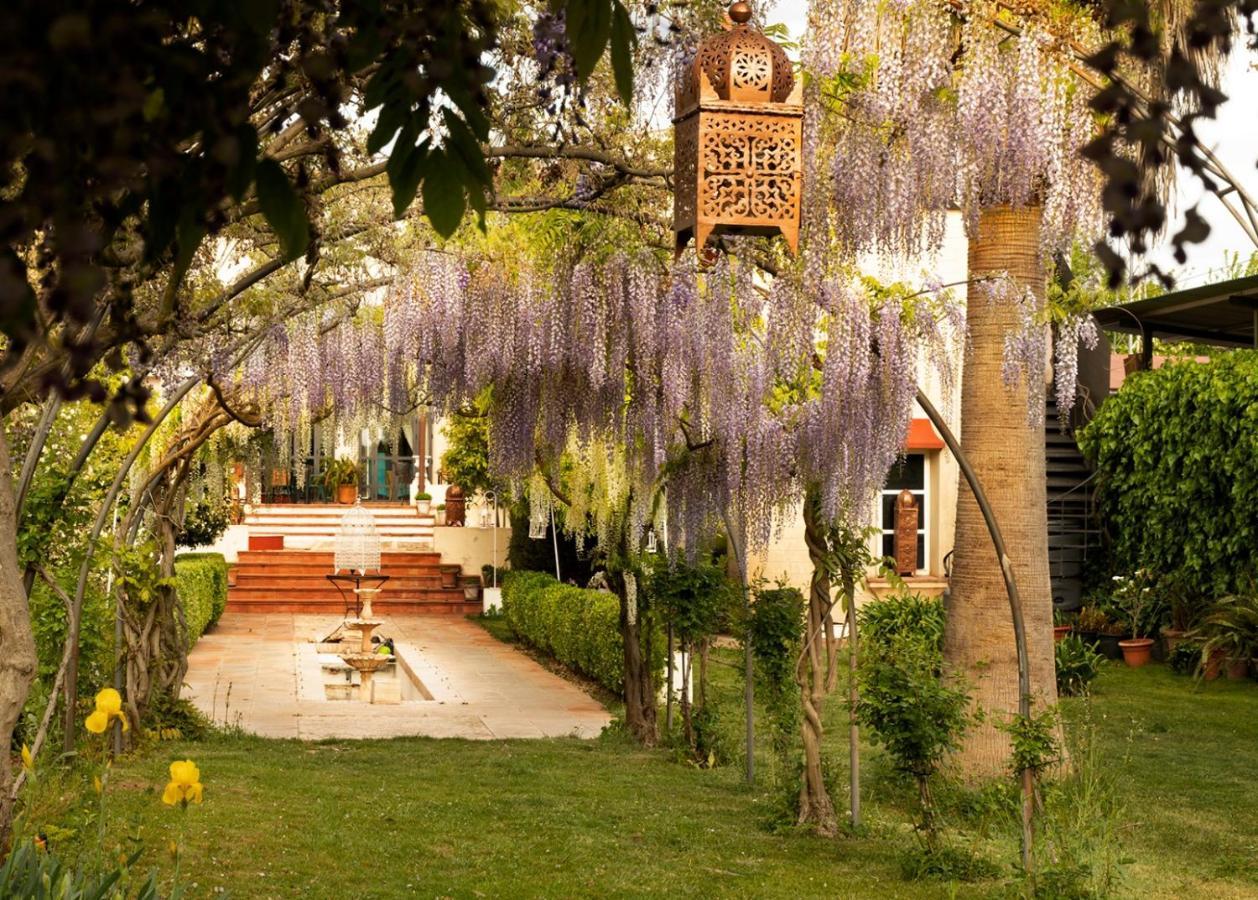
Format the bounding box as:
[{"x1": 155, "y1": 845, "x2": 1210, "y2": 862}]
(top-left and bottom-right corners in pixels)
[{"x1": 879, "y1": 454, "x2": 927, "y2": 573}]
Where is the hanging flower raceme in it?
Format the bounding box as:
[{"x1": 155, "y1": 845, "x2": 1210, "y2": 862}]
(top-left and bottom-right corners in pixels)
[
  {"x1": 806, "y1": 0, "x2": 1104, "y2": 260},
  {"x1": 162, "y1": 760, "x2": 203, "y2": 807},
  {"x1": 85, "y1": 687, "x2": 128, "y2": 734}
]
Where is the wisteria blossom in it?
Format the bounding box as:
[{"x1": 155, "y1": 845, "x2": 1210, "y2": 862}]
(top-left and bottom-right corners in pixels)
[{"x1": 223, "y1": 249, "x2": 963, "y2": 554}]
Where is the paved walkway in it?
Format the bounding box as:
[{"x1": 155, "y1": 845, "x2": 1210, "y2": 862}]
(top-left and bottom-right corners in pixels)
[{"x1": 184, "y1": 612, "x2": 611, "y2": 740}]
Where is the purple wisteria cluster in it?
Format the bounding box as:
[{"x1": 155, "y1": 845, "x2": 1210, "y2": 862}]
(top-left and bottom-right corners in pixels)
[
  {"x1": 226, "y1": 248, "x2": 963, "y2": 554},
  {"x1": 806, "y1": 0, "x2": 1104, "y2": 260}
]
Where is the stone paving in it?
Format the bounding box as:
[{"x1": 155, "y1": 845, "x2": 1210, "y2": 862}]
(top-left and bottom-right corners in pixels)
[{"x1": 184, "y1": 612, "x2": 612, "y2": 740}]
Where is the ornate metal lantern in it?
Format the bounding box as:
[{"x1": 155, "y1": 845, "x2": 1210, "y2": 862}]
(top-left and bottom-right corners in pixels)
[
  {"x1": 334, "y1": 500, "x2": 381, "y2": 574},
  {"x1": 673, "y1": 1, "x2": 803, "y2": 256}
]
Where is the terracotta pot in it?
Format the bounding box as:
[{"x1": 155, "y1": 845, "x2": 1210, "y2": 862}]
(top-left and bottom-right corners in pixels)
[
  {"x1": 440, "y1": 567, "x2": 460, "y2": 589},
  {"x1": 1119, "y1": 637, "x2": 1155, "y2": 668},
  {"x1": 1053, "y1": 625, "x2": 1071, "y2": 643},
  {"x1": 1160, "y1": 627, "x2": 1187, "y2": 657},
  {"x1": 1203, "y1": 648, "x2": 1226, "y2": 681},
  {"x1": 1225, "y1": 657, "x2": 1249, "y2": 681},
  {"x1": 336, "y1": 483, "x2": 357, "y2": 504}
]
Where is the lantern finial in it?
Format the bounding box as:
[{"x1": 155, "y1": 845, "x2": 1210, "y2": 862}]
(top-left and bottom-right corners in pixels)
[{"x1": 728, "y1": 1, "x2": 753, "y2": 24}]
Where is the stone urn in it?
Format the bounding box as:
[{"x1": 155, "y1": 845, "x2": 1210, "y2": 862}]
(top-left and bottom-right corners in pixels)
[{"x1": 445, "y1": 485, "x2": 466, "y2": 527}]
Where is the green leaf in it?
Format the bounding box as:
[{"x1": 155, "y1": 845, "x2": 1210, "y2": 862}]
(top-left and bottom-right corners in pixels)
[
  {"x1": 225, "y1": 124, "x2": 259, "y2": 201},
  {"x1": 442, "y1": 109, "x2": 491, "y2": 187},
  {"x1": 168, "y1": 209, "x2": 206, "y2": 302},
  {"x1": 609, "y1": 1, "x2": 636, "y2": 106},
  {"x1": 255, "y1": 158, "x2": 310, "y2": 261},
  {"x1": 566, "y1": 0, "x2": 613, "y2": 82},
  {"x1": 389, "y1": 138, "x2": 430, "y2": 219},
  {"x1": 422, "y1": 148, "x2": 467, "y2": 237},
  {"x1": 367, "y1": 101, "x2": 405, "y2": 155}
]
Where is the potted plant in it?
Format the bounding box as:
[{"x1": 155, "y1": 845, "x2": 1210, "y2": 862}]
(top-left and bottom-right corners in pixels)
[
  {"x1": 320, "y1": 457, "x2": 360, "y2": 504},
  {"x1": 1075, "y1": 605, "x2": 1124, "y2": 659},
  {"x1": 435, "y1": 503, "x2": 446, "y2": 526},
  {"x1": 1053, "y1": 608, "x2": 1074, "y2": 643},
  {"x1": 1112, "y1": 571, "x2": 1162, "y2": 668},
  {"x1": 1189, "y1": 593, "x2": 1258, "y2": 681},
  {"x1": 415, "y1": 491, "x2": 432, "y2": 515},
  {"x1": 1159, "y1": 573, "x2": 1195, "y2": 655}
]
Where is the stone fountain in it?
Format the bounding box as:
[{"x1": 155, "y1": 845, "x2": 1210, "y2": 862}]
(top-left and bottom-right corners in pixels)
[{"x1": 333, "y1": 501, "x2": 394, "y2": 702}]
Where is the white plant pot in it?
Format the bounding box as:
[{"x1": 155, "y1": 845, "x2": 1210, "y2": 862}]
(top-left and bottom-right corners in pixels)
[
  {"x1": 416, "y1": 499, "x2": 432, "y2": 515},
  {"x1": 482, "y1": 587, "x2": 502, "y2": 615}
]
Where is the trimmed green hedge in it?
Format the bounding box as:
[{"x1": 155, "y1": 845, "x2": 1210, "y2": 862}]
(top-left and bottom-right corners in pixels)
[
  {"x1": 1080, "y1": 352, "x2": 1258, "y2": 607},
  {"x1": 174, "y1": 552, "x2": 229, "y2": 649},
  {"x1": 501, "y1": 571, "x2": 625, "y2": 694}
]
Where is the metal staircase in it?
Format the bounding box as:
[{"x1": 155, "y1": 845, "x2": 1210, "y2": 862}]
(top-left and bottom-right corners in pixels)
[{"x1": 1045, "y1": 397, "x2": 1098, "y2": 611}]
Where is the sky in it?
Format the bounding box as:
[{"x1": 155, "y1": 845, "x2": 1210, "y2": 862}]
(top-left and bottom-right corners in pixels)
[{"x1": 765, "y1": 0, "x2": 1258, "y2": 287}]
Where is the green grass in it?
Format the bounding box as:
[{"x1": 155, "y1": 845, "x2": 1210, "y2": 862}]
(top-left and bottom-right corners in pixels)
[{"x1": 21, "y1": 659, "x2": 1258, "y2": 898}]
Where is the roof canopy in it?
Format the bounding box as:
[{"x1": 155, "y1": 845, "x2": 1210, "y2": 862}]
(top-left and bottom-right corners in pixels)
[{"x1": 1093, "y1": 273, "x2": 1258, "y2": 349}]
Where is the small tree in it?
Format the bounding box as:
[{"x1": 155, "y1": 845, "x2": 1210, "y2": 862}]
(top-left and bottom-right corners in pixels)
[
  {"x1": 651, "y1": 555, "x2": 736, "y2": 762},
  {"x1": 747, "y1": 584, "x2": 806, "y2": 806},
  {"x1": 857, "y1": 594, "x2": 970, "y2": 849}
]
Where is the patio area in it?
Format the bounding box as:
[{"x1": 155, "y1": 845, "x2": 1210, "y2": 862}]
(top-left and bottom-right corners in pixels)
[{"x1": 183, "y1": 612, "x2": 612, "y2": 741}]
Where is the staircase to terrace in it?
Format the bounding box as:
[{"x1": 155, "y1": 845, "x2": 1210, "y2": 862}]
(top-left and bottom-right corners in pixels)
[
  {"x1": 243, "y1": 502, "x2": 434, "y2": 548},
  {"x1": 228, "y1": 503, "x2": 479, "y2": 615}
]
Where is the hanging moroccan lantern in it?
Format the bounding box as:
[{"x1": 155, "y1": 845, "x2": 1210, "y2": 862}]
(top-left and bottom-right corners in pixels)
[{"x1": 673, "y1": 0, "x2": 803, "y2": 256}]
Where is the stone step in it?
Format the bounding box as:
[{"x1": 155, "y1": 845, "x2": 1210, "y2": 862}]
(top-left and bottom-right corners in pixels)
[
  {"x1": 232, "y1": 563, "x2": 447, "y2": 577},
  {"x1": 227, "y1": 586, "x2": 470, "y2": 603},
  {"x1": 233, "y1": 574, "x2": 447, "y2": 591},
  {"x1": 236, "y1": 550, "x2": 443, "y2": 565},
  {"x1": 225, "y1": 598, "x2": 482, "y2": 615}
]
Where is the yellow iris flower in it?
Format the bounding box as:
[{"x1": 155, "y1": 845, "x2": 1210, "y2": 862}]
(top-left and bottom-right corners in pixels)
[
  {"x1": 162, "y1": 760, "x2": 203, "y2": 807},
  {"x1": 84, "y1": 687, "x2": 128, "y2": 734}
]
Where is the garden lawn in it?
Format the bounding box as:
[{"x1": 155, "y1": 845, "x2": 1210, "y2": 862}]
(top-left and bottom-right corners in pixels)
[{"x1": 29, "y1": 662, "x2": 1258, "y2": 899}]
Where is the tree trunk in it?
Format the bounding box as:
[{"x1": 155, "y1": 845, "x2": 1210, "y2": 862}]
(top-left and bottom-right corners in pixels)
[
  {"x1": 797, "y1": 492, "x2": 838, "y2": 834},
  {"x1": 945, "y1": 204, "x2": 1059, "y2": 778},
  {"x1": 0, "y1": 425, "x2": 39, "y2": 838},
  {"x1": 611, "y1": 567, "x2": 657, "y2": 746}
]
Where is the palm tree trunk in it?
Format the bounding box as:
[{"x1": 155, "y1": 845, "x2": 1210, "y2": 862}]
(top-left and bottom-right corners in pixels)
[{"x1": 945, "y1": 204, "x2": 1059, "y2": 779}]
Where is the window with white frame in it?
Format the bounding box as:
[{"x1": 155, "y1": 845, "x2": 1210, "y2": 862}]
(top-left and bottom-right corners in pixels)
[{"x1": 879, "y1": 454, "x2": 927, "y2": 573}]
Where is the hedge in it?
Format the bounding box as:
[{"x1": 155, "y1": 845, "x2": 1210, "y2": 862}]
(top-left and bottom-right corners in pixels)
[
  {"x1": 1079, "y1": 352, "x2": 1258, "y2": 607},
  {"x1": 174, "y1": 552, "x2": 229, "y2": 649},
  {"x1": 501, "y1": 571, "x2": 626, "y2": 694}
]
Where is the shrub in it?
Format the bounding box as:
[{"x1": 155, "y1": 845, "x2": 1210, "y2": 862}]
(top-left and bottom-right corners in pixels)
[
  {"x1": 859, "y1": 590, "x2": 946, "y2": 654},
  {"x1": 501, "y1": 571, "x2": 624, "y2": 694},
  {"x1": 174, "y1": 553, "x2": 229, "y2": 648},
  {"x1": 1079, "y1": 352, "x2": 1258, "y2": 614},
  {"x1": 857, "y1": 592, "x2": 969, "y2": 846},
  {"x1": 1168, "y1": 641, "x2": 1201, "y2": 675},
  {"x1": 178, "y1": 495, "x2": 230, "y2": 548},
  {"x1": 747, "y1": 585, "x2": 805, "y2": 784},
  {"x1": 1055, "y1": 634, "x2": 1103, "y2": 696}
]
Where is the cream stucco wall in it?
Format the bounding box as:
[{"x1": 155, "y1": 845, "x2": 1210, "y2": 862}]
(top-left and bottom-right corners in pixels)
[{"x1": 433, "y1": 525, "x2": 511, "y2": 579}]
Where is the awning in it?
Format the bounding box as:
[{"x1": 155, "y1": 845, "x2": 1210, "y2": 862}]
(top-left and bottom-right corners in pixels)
[
  {"x1": 1093, "y1": 273, "x2": 1258, "y2": 349},
  {"x1": 906, "y1": 418, "x2": 945, "y2": 451}
]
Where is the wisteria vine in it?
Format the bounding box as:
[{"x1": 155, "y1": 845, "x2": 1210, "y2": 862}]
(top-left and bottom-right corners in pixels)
[{"x1": 222, "y1": 248, "x2": 963, "y2": 556}]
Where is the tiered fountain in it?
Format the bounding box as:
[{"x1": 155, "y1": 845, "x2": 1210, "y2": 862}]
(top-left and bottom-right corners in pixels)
[{"x1": 333, "y1": 501, "x2": 394, "y2": 702}]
